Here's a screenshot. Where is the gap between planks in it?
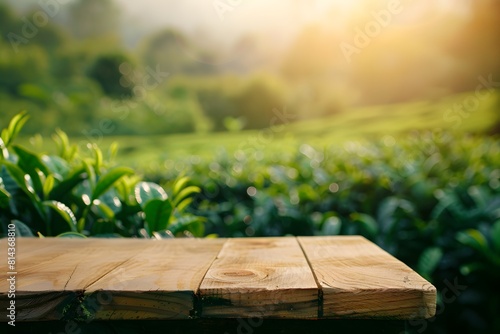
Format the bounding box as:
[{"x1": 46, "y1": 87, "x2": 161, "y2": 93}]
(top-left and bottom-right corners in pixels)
[{"x1": 297, "y1": 236, "x2": 436, "y2": 319}]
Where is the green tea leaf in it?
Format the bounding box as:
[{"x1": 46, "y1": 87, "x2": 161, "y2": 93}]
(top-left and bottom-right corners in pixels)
[
  {"x1": 297, "y1": 183, "x2": 319, "y2": 202},
  {"x1": 173, "y1": 176, "x2": 190, "y2": 197},
  {"x1": 0, "y1": 137, "x2": 8, "y2": 160},
  {"x1": 134, "y1": 181, "x2": 168, "y2": 208},
  {"x1": 92, "y1": 167, "x2": 134, "y2": 200},
  {"x1": 56, "y1": 232, "x2": 87, "y2": 238},
  {"x1": 29, "y1": 168, "x2": 45, "y2": 199},
  {"x1": 99, "y1": 189, "x2": 122, "y2": 214},
  {"x1": 13, "y1": 145, "x2": 50, "y2": 175},
  {"x1": 0, "y1": 129, "x2": 8, "y2": 149},
  {"x1": 82, "y1": 159, "x2": 96, "y2": 191},
  {"x1": 0, "y1": 187, "x2": 10, "y2": 208},
  {"x1": 3, "y1": 161, "x2": 37, "y2": 200},
  {"x1": 43, "y1": 200, "x2": 77, "y2": 231},
  {"x1": 492, "y1": 220, "x2": 500, "y2": 253},
  {"x1": 93, "y1": 233, "x2": 124, "y2": 238},
  {"x1": 456, "y1": 229, "x2": 488, "y2": 252},
  {"x1": 93, "y1": 200, "x2": 115, "y2": 220},
  {"x1": 41, "y1": 155, "x2": 70, "y2": 180},
  {"x1": 467, "y1": 186, "x2": 488, "y2": 209},
  {"x1": 350, "y1": 212, "x2": 378, "y2": 238},
  {"x1": 5, "y1": 112, "x2": 29, "y2": 147},
  {"x1": 52, "y1": 129, "x2": 73, "y2": 159},
  {"x1": 460, "y1": 262, "x2": 486, "y2": 276},
  {"x1": 175, "y1": 197, "x2": 193, "y2": 212},
  {"x1": 91, "y1": 218, "x2": 116, "y2": 235},
  {"x1": 43, "y1": 174, "x2": 55, "y2": 199},
  {"x1": 108, "y1": 142, "x2": 119, "y2": 161},
  {"x1": 144, "y1": 199, "x2": 173, "y2": 235},
  {"x1": 49, "y1": 165, "x2": 86, "y2": 200},
  {"x1": 173, "y1": 186, "x2": 200, "y2": 206},
  {"x1": 115, "y1": 175, "x2": 140, "y2": 205},
  {"x1": 12, "y1": 145, "x2": 50, "y2": 196},
  {"x1": 93, "y1": 145, "x2": 104, "y2": 175},
  {"x1": 322, "y1": 216, "x2": 342, "y2": 235},
  {"x1": 152, "y1": 230, "x2": 175, "y2": 239},
  {"x1": 417, "y1": 247, "x2": 443, "y2": 280},
  {"x1": 77, "y1": 217, "x2": 85, "y2": 233},
  {"x1": 12, "y1": 220, "x2": 34, "y2": 237},
  {"x1": 168, "y1": 215, "x2": 206, "y2": 237}
]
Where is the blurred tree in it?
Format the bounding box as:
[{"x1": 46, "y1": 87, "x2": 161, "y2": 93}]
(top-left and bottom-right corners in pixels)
[
  {"x1": 141, "y1": 28, "x2": 219, "y2": 75},
  {"x1": 28, "y1": 23, "x2": 68, "y2": 53},
  {"x1": 225, "y1": 34, "x2": 263, "y2": 74},
  {"x1": 233, "y1": 75, "x2": 289, "y2": 129},
  {"x1": 67, "y1": 0, "x2": 120, "y2": 40},
  {"x1": 195, "y1": 80, "x2": 238, "y2": 131},
  {"x1": 0, "y1": 38, "x2": 48, "y2": 95},
  {"x1": 141, "y1": 29, "x2": 192, "y2": 74},
  {"x1": 0, "y1": 3, "x2": 17, "y2": 34},
  {"x1": 87, "y1": 53, "x2": 133, "y2": 99}
]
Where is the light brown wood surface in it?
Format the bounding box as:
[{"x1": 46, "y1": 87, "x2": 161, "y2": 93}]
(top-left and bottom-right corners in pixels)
[
  {"x1": 0, "y1": 238, "x2": 224, "y2": 320},
  {"x1": 199, "y1": 238, "x2": 318, "y2": 318},
  {"x1": 298, "y1": 236, "x2": 436, "y2": 319},
  {"x1": 86, "y1": 238, "x2": 225, "y2": 320},
  {"x1": 0, "y1": 236, "x2": 436, "y2": 321}
]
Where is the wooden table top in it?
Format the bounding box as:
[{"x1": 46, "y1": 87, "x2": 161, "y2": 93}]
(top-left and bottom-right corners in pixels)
[{"x1": 0, "y1": 236, "x2": 436, "y2": 322}]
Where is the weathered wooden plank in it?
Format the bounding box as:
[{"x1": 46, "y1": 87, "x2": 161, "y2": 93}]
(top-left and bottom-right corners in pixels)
[
  {"x1": 0, "y1": 238, "x2": 145, "y2": 321},
  {"x1": 199, "y1": 238, "x2": 319, "y2": 318},
  {"x1": 0, "y1": 238, "x2": 90, "y2": 321},
  {"x1": 86, "y1": 238, "x2": 225, "y2": 320},
  {"x1": 1, "y1": 236, "x2": 436, "y2": 324},
  {"x1": 298, "y1": 236, "x2": 436, "y2": 319},
  {"x1": 0, "y1": 238, "x2": 225, "y2": 321}
]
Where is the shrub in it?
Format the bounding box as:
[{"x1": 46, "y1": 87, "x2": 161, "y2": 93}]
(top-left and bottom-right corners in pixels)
[
  {"x1": 232, "y1": 74, "x2": 289, "y2": 129},
  {"x1": 87, "y1": 54, "x2": 133, "y2": 98},
  {"x1": 0, "y1": 112, "x2": 204, "y2": 239}
]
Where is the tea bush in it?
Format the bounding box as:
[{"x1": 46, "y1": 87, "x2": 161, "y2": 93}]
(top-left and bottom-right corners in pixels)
[
  {"x1": 1, "y1": 112, "x2": 499, "y2": 333},
  {"x1": 151, "y1": 131, "x2": 500, "y2": 334},
  {"x1": 0, "y1": 113, "x2": 205, "y2": 239}
]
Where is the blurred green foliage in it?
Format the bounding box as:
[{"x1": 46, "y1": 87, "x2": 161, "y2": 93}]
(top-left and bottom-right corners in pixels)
[
  {"x1": 0, "y1": 1, "x2": 295, "y2": 137},
  {"x1": 1, "y1": 0, "x2": 499, "y2": 138},
  {"x1": 87, "y1": 54, "x2": 133, "y2": 98}
]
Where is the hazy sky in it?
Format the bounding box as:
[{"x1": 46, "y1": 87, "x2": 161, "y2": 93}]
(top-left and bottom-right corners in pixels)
[
  {"x1": 5, "y1": 0, "x2": 469, "y2": 53},
  {"x1": 116, "y1": 0, "x2": 335, "y2": 49},
  {"x1": 115, "y1": 0, "x2": 466, "y2": 46}
]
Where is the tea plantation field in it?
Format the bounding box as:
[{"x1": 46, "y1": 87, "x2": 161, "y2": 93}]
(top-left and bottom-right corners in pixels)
[
  {"x1": 53, "y1": 89, "x2": 499, "y2": 168},
  {"x1": 111, "y1": 91, "x2": 497, "y2": 334},
  {"x1": 8, "y1": 90, "x2": 500, "y2": 333}
]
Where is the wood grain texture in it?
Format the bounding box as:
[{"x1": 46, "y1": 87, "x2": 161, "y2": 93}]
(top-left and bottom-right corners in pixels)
[
  {"x1": 0, "y1": 238, "x2": 224, "y2": 321},
  {"x1": 199, "y1": 238, "x2": 319, "y2": 318},
  {"x1": 0, "y1": 238, "x2": 106, "y2": 320},
  {"x1": 1, "y1": 236, "x2": 436, "y2": 323},
  {"x1": 298, "y1": 236, "x2": 436, "y2": 319},
  {"x1": 86, "y1": 238, "x2": 225, "y2": 320}
]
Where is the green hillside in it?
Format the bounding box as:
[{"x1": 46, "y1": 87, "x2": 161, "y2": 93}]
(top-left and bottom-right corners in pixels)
[{"x1": 18, "y1": 90, "x2": 498, "y2": 169}]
